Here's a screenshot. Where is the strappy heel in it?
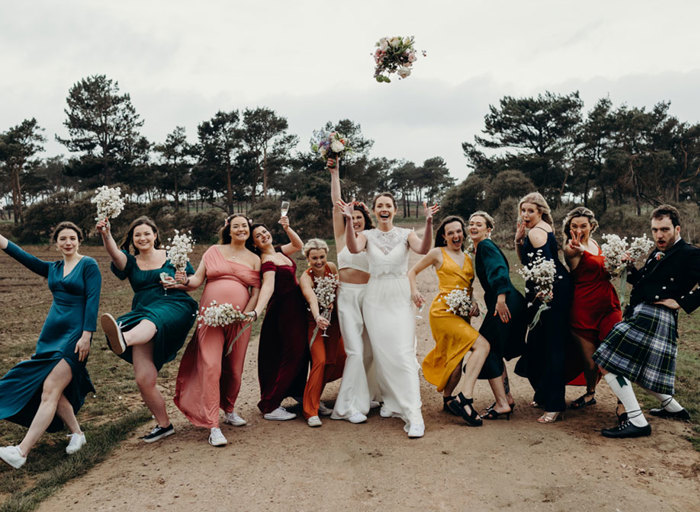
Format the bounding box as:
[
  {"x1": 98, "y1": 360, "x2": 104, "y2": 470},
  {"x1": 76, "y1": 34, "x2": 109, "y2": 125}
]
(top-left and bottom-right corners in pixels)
[
  {"x1": 443, "y1": 395, "x2": 458, "y2": 416},
  {"x1": 447, "y1": 393, "x2": 483, "y2": 427},
  {"x1": 482, "y1": 405, "x2": 512, "y2": 420},
  {"x1": 570, "y1": 391, "x2": 596, "y2": 409}
]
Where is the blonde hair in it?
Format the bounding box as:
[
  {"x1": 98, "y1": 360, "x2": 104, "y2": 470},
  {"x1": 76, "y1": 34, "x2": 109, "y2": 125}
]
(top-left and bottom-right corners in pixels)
[
  {"x1": 469, "y1": 211, "x2": 495, "y2": 231},
  {"x1": 518, "y1": 192, "x2": 554, "y2": 229},
  {"x1": 562, "y1": 206, "x2": 598, "y2": 241},
  {"x1": 303, "y1": 238, "x2": 329, "y2": 257}
]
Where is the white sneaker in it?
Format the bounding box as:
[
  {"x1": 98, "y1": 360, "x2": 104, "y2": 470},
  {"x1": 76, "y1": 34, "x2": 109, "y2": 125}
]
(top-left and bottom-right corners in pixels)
[
  {"x1": 307, "y1": 416, "x2": 322, "y2": 427},
  {"x1": 263, "y1": 407, "x2": 296, "y2": 421},
  {"x1": 101, "y1": 313, "x2": 127, "y2": 355},
  {"x1": 407, "y1": 423, "x2": 425, "y2": 438},
  {"x1": 370, "y1": 400, "x2": 381, "y2": 409},
  {"x1": 0, "y1": 445, "x2": 26, "y2": 469},
  {"x1": 380, "y1": 406, "x2": 399, "y2": 418},
  {"x1": 223, "y1": 411, "x2": 247, "y2": 426},
  {"x1": 66, "y1": 432, "x2": 86, "y2": 454},
  {"x1": 208, "y1": 427, "x2": 228, "y2": 447},
  {"x1": 317, "y1": 401, "x2": 333, "y2": 416},
  {"x1": 348, "y1": 412, "x2": 368, "y2": 424}
]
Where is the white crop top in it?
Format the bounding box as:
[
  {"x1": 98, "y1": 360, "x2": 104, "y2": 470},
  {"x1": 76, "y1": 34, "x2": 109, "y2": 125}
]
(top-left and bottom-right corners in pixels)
[{"x1": 337, "y1": 245, "x2": 370, "y2": 273}]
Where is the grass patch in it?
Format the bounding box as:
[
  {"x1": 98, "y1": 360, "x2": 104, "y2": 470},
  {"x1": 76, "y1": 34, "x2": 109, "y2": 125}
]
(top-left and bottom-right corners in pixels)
[{"x1": 0, "y1": 410, "x2": 151, "y2": 512}]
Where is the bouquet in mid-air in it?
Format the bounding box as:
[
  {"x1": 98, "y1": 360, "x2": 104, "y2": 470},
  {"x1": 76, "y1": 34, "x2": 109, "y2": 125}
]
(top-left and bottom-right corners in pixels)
[
  {"x1": 92, "y1": 186, "x2": 125, "y2": 226},
  {"x1": 372, "y1": 36, "x2": 425, "y2": 83},
  {"x1": 311, "y1": 130, "x2": 351, "y2": 162}
]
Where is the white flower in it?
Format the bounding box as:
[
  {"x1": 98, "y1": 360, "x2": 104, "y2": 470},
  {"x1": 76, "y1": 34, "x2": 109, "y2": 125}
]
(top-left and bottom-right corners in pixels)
[
  {"x1": 330, "y1": 140, "x2": 344, "y2": 153},
  {"x1": 197, "y1": 300, "x2": 248, "y2": 327},
  {"x1": 628, "y1": 234, "x2": 654, "y2": 264},
  {"x1": 92, "y1": 186, "x2": 125, "y2": 221},
  {"x1": 601, "y1": 233, "x2": 628, "y2": 276},
  {"x1": 390, "y1": 36, "x2": 402, "y2": 48},
  {"x1": 518, "y1": 249, "x2": 557, "y2": 303},
  {"x1": 397, "y1": 67, "x2": 411, "y2": 78},
  {"x1": 378, "y1": 38, "x2": 389, "y2": 51},
  {"x1": 444, "y1": 286, "x2": 473, "y2": 317},
  {"x1": 314, "y1": 274, "x2": 339, "y2": 309},
  {"x1": 166, "y1": 230, "x2": 195, "y2": 272}
]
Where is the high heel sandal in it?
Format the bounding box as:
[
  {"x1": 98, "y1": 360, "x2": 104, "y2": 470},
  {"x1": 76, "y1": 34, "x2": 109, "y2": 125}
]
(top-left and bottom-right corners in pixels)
[
  {"x1": 570, "y1": 391, "x2": 596, "y2": 410},
  {"x1": 482, "y1": 405, "x2": 512, "y2": 420},
  {"x1": 443, "y1": 395, "x2": 458, "y2": 416},
  {"x1": 537, "y1": 411, "x2": 563, "y2": 424},
  {"x1": 447, "y1": 393, "x2": 483, "y2": 427},
  {"x1": 487, "y1": 401, "x2": 516, "y2": 413}
]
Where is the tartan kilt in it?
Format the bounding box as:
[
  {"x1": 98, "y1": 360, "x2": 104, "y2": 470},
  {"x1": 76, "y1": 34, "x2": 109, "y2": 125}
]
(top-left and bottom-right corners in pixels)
[{"x1": 593, "y1": 303, "x2": 677, "y2": 394}]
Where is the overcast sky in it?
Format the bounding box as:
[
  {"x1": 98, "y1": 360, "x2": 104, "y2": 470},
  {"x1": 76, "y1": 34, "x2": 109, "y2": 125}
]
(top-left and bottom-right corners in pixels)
[{"x1": 2, "y1": 0, "x2": 700, "y2": 181}]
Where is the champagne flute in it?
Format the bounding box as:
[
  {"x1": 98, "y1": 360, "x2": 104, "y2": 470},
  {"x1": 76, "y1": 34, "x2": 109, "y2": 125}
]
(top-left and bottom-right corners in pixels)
[
  {"x1": 321, "y1": 308, "x2": 331, "y2": 337},
  {"x1": 280, "y1": 201, "x2": 290, "y2": 217}
]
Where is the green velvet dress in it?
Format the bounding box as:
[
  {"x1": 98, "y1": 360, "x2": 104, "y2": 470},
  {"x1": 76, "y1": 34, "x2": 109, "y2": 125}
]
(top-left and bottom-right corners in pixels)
[{"x1": 111, "y1": 251, "x2": 197, "y2": 370}]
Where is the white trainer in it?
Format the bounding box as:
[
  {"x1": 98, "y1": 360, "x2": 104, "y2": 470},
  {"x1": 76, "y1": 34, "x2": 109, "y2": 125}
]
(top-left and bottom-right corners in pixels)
[
  {"x1": 66, "y1": 432, "x2": 86, "y2": 454},
  {"x1": 0, "y1": 445, "x2": 26, "y2": 469},
  {"x1": 348, "y1": 412, "x2": 368, "y2": 424},
  {"x1": 223, "y1": 411, "x2": 247, "y2": 426},
  {"x1": 370, "y1": 400, "x2": 381, "y2": 409},
  {"x1": 407, "y1": 423, "x2": 425, "y2": 438},
  {"x1": 380, "y1": 406, "x2": 399, "y2": 418},
  {"x1": 317, "y1": 401, "x2": 333, "y2": 416},
  {"x1": 208, "y1": 427, "x2": 228, "y2": 446},
  {"x1": 263, "y1": 407, "x2": 296, "y2": 421},
  {"x1": 307, "y1": 416, "x2": 322, "y2": 427}
]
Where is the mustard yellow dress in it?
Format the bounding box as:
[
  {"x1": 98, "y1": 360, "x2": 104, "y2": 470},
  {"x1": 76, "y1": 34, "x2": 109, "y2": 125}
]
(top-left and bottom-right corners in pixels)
[{"x1": 422, "y1": 248, "x2": 480, "y2": 391}]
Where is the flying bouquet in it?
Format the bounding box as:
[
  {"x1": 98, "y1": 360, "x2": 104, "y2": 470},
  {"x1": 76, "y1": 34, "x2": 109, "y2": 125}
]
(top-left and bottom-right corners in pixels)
[
  {"x1": 92, "y1": 186, "x2": 125, "y2": 229},
  {"x1": 601, "y1": 233, "x2": 654, "y2": 306},
  {"x1": 311, "y1": 130, "x2": 352, "y2": 163},
  {"x1": 309, "y1": 274, "x2": 339, "y2": 346},
  {"x1": 372, "y1": 36, "x2": 425, "y2": 83},
  {"x1": 443, "y1": 286, "x2": 473, "y2": 318},
  {"x1": 197, "y1": 300, "x2": 251, "y2": 355},
  {"x1": 519, "y1": 250, "x2": 558, "y2": 329}
]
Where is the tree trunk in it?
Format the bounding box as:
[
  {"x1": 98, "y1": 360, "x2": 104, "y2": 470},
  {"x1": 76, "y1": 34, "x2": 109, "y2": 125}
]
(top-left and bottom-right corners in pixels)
[
  {"x1": 226, "y1": 161, "x2": 233, "y2": 214},
  {"x1": 11, "y1": 166, "x2": 22, "y2": 224},
  {"x1": 262, "y1": 148, "x2": 268, "y2": 198},
  {"x1": 174, "y1": 179, "x2": 180, "y2": 211}
]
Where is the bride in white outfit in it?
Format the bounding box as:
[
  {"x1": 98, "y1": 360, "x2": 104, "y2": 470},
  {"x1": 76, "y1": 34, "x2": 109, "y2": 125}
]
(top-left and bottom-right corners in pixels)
[
  {"x1": 326, "y1": 158, "x2": 380, "y2": 424},
  {"x1": 341, "y1": 192, "x2": 438, "y2": 438}
]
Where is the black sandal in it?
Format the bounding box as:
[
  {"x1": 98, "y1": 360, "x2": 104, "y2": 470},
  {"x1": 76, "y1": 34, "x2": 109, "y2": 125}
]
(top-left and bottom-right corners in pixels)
[
  {"x1": 482, "y1": 405, "x2": 512, "y2": 420},
  {"x1": 447, "y1": 393, "x2": 483, "y2": 427},
  {"x1": 443, "y1": 395, "x2": 458, "y2": 416},
  {"x1": 570, "y1": 391, "x2": 596, "y2": 410}
]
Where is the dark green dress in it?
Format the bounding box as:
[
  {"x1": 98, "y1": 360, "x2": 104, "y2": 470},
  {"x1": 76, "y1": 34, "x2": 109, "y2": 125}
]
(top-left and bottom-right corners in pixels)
[
  {"x1": 474, "y1": 238, "x2": 527, "y2": 380},
  {"x1": 111, "y1": 252, "x2": 197, "y2": 370},
  {"x1": 0, "y1": 242, "x2": 100, "y2": 432}
]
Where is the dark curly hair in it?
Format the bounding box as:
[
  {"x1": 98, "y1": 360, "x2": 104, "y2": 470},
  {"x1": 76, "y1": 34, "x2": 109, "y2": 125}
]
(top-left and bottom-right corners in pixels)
[
  {"x1": 219, "y1": 214, "x2": 253, "y2": 244},
  {"x1": 435, "y1": 215, "x2": 467, "y2": 249}
]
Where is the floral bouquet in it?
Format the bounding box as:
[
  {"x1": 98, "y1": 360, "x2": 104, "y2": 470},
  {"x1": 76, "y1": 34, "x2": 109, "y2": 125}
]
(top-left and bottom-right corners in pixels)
[
  {"x1": 519, "y1": 250, "x2": 558, "y2": 329},
  {"x1": 92, "y1": 186, "x2": 125, "y2": 229},
  {"x1": 197, "y1": 300, "x2": 251, "y2": 355},
  {"x1": 601, "y1": 233, "x2": 654, "y2": 306},
  {"x1": 166, "y1": 230, "x2": 195, "y2": 272},
  {"x1": 310, "y1": 274, "x2": 339, "y2": 345},
  {"x1": 311, "y1": 130, "x2": 351, "y2": 163},
  {"x1": 443, "y1": 286, "x2": 473, "y2": 318},
  {"x1": 372, "y1": 36, "x2": 425, "y2": 83}
]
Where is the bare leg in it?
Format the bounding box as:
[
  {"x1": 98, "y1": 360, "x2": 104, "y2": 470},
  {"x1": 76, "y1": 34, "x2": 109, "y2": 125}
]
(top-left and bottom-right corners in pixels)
[
  {"x1": 132, "y1": 343, "x2": 170, "y2": 427},
  {"x1": 56, "y1": 395, "x2": 81, "y2": 434},
  {"x1": 487, "y1": 376, "x2": 511, "y2": 413},
  {"x1": 572, "y1": 331, "x2": 598, "y2": 396},
  {"x1": 457, "y1": 336, "x2": 490, "y2": 400},
  {"x1": 123, "y1": 320, "x2": 158, "y2": 347},
  {"x1": 443, "y1": 363, "x2": 462, "y2": 398},
  {"x1": 18, "y1": 360, "x2": 73, "y2": 456}
]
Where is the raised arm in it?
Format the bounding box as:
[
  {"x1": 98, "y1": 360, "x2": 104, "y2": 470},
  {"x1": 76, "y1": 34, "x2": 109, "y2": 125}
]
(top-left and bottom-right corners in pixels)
[
  {"x1": 337, "y1": 200, "x2": 367, "y2": 254},
  {"x1": 407, "y1": 248, "x2": 441, "y2": 307},
  {"x1": 96, "y1": 219, "x2": 128, "y2": 270},
  {"x1": 0, "y1": 233, "x2": 50, "y2": 277},
  {"x1": 407, "y1": 202, "x2": 439, "y2": 254},
  {"x1": 329, "y1": 159, "x2": 347, "y2": 246},
  {"x1": 278, "y1": 216, "x2": 304, "y2": 257}
]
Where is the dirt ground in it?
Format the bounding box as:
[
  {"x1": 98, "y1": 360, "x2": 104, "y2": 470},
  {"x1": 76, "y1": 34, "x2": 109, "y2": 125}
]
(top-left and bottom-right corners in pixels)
[{"x1": 36, "y1": 249, "x2": 699, "y2": 512}]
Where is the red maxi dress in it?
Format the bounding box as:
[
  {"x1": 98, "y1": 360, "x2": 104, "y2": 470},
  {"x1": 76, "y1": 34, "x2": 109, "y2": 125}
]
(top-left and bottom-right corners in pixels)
[
  {"x1": 175, "y1": 246, "x2": 260, "y2": 428},
  {"x1": 302, "y1": 265, "x2": 346, "y2": 419},
  {"x1": 567, "y1": 243, "x2": 622, "y2": 385}
]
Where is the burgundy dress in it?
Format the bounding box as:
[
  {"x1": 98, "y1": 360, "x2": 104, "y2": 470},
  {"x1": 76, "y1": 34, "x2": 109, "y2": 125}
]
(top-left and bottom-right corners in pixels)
[
  {"x1": 567, "y1": 244, "x2": 622, "y2": 384},
  {"x1": 257, "y1": 255, "x2": 310, "y2": 413}
]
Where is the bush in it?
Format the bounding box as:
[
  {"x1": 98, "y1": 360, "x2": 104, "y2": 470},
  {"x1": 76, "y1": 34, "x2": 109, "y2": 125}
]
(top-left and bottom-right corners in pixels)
[{"x1": 13, "y1": 193, "x2": 94, "y2": 243}]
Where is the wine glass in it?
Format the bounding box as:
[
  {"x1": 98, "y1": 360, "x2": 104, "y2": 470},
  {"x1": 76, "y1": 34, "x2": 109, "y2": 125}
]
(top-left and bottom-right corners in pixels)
[
  {"x1": 415, "y1": 304, "x2": 425, "y2": 320},
  {"x1": 159, "y1": 272, "x2": 171, "y2": 296},
  {"x1": 280, "y1": 201, "x2": 290, "y2": 217},
  {"x1": 321, "y1": 308, "x2": 331, "y2": 337}
]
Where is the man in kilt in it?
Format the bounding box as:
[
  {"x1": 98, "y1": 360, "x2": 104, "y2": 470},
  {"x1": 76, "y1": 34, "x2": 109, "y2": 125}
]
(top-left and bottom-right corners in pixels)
[{"x1": 593, "y1": 204, "x2": 700, "y2": 438}]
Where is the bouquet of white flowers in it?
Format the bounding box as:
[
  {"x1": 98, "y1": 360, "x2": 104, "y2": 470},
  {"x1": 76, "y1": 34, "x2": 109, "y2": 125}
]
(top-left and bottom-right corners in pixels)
[
  {"x1": 518, "y1": 250, "x2": 558, "y2": 329},
  {"x1": 197, "y1": 301, "x2": 251, "y2": 355},
  {"x1": 601, "y1": 233, "x2": 654, "y2": 306},
  {"x1": 443, "y1": 286, "x2": 473, "y2": 318},
  {"x1": 311, "y1": 130, "x2": 351, "y2": 162},
  {"x1": 166, "y1": 230, "x2": 195, "y2": 272},
  {"x1": 372, "y1": 36, "x2": 425, "y2": 83},
  {"x1": 627, "y1": 234, "x2": 654, "y2": 265},
  {"x1": 92, "y1": 186, "x2": 125, "y2": 227},
  {"x1": 309, "y1": 274, "x2": 339, "y2": 346}
]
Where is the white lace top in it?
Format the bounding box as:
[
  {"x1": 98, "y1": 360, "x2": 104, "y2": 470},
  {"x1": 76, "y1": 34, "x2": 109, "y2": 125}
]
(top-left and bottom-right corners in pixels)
[
  {"x1": 363, "y1": 227, "x2": 411, "y2": 278},
  {"x1": 337, "y1": 246, "x2": 370, "y2": 273}
]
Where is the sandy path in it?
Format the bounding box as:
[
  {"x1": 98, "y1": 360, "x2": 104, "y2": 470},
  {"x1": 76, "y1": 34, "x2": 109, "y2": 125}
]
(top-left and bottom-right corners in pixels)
[{"x1": 38, "y1": 250, "x2": 699, "y2": 512}]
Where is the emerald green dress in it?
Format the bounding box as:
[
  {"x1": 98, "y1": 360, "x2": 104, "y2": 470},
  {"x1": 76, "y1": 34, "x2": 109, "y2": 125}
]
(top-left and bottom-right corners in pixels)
[{"x1": 111, "y1": 252, "x2": 197, "y2": 370}]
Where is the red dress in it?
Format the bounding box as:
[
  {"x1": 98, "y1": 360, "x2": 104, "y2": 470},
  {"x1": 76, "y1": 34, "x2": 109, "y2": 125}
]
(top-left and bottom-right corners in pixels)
[
  {"x1": 302, "y1": 265, "x2": 346, "y2": 419},
  {"x1": 567, "y1": 243, "x2": 622, "y2": 384}
]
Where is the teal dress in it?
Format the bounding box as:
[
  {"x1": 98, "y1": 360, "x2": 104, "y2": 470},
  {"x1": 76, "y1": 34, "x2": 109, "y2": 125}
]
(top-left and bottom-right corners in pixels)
[
  {"x1": 0, "y1": 241, "x2": 101, "y2": 432},
  {"x1": 111, "y1": 252, "x2": 197, "y2": 370}
]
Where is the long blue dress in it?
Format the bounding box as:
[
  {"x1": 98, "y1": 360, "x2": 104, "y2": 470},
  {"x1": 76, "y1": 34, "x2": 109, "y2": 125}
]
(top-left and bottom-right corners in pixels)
[
  {"x1": 0, "y1": 241, "x2": 101, "y2": 432},
  {"x1": 111, "y1": 252, "x2": 197, "y2": 370}
]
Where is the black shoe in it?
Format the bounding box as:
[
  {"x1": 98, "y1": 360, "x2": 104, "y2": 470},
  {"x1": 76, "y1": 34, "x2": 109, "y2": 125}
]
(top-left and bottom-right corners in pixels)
[
  {"x1": 649, "y1": 407, "x2": 691, "y2": 421},
  {"x1": 570, "y1": 392, "x2": 596, "y2": 410},
  {"x1": 442, "y1": 395, "x2": 458, "y2": 416},
  {"x1": 447, "y1": 393, "x2": 483, "y2": 427},
  {"x1": 142, "y1": 424, "x2": 175, "y2": 443},
  {"x1": 482, "y1": 407, "x2": 512, "y2": 421},
  {"x1": 601, "y1": 420, "x2": 651, "y2": 439}
]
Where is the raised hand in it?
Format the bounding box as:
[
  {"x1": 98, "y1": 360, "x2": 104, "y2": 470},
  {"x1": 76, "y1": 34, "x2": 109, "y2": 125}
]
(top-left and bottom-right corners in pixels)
[
  {"x1": 423, "y1": 201, "x2": 439, "y2": 221},
  {"x1": 569, "y1": 230, "x2": 585, "y2": 253},
  {"x1": 336, "y1": 199, "x2": 354, "y2": 219},
  {"x1": 279, "y1": 215, "x2": 290, "y2": 230},
  {"x1": 327, "y1": 157, "x2": 338, "y2": 170},
  {"x1": 96, "y1": 219, "x2": 111, "y2": 235},
  {"x1": 515, "y1": 219, "x2": 526, "y2": 245}
]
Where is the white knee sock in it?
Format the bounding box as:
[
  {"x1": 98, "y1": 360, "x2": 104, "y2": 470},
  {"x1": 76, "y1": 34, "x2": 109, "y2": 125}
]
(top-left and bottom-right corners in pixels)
[
  {"x1": 647, "y1": 391, "x2": 683, "y2": 412},
  {"x1": 603, "y1": 373, "x2": 648, "y2": 427}
]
